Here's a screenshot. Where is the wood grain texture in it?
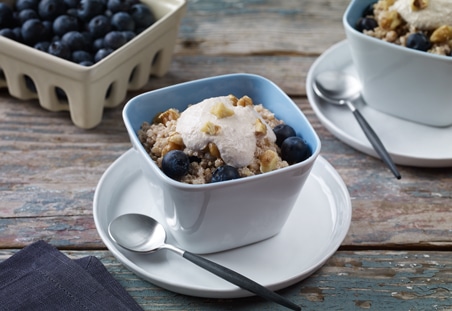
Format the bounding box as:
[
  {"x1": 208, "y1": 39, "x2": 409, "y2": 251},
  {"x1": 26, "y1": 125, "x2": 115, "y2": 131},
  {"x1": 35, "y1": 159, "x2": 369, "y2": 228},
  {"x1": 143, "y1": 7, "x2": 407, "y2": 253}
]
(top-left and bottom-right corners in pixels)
[
  {"x1": 1, "y1": 96, "x2": 450, "y2": 250},
  {"x1": 1, "y1": 249, "x2": 450, "y2": 310},
  {"x1": 0, "y1": 0, "x2": 451, "y2": 309}
]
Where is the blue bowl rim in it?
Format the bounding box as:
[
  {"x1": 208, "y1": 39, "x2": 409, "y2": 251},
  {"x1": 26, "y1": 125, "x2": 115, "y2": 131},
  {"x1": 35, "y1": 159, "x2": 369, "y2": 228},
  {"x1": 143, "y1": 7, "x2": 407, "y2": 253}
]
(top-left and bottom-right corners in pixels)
[{"x1": 123, "y1": 73, "x2": 321, "y2": 190}]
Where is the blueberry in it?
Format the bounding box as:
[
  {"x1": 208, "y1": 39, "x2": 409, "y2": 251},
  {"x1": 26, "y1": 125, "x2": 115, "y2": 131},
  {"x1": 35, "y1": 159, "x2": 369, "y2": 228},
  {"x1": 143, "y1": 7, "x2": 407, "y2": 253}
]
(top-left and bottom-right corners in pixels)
[
  {"x1": 12, "y1": 27, "x2": 23, "y2": 41},
  {"x1": 53, "y1": 15, "x2": 79, "y2": 36},
  {"x1": 62, "y1": 31, "x2": 85, "y2": 50},
  {"x1": 94, "y1": 47, "x2": 113, "y2": 62},
  {"x1": 21, "y1": 18, "x2": 48, "y2": 45},
  {"x1": 77, "y1": 0, "x2": 106, "y2": 22},
  {"x1": 104, "y1": 30, "x2": 126, "y2": 49},
  {"x1": 15, "y1": 0, "x2": 39, "y2": 12},
  {"x1": 79, "y1": 60, "x2": 94, "y2": 66},
  {"x1": 34, "y1": 41, "x2": 51, "y2": 51},
  {"x1": 273, "y1": 124, "x2": 296, "y2": 147},
  {"x1": 18, "y1": 9, "x2": 39, "y2": 25},
  {"x1": 361, "y1": 3, "x2": 374, "y2": 17},
  {"x1": 72, "y1": 50, "x2": 94, "y2": 63},
  {"x1": 281, "y1": 136, "x2": 311, "y2": 164},
  {"x1": 64, "y1": 0, "x2": 79, "y2": 9},
  {"x1": 122, "y1": 30, "x2": 135, "y2": 42},
  {"x1": 130, "y1": 3, "x2": 155, "y2": 29},
  {"x1": 0, "y1": 3, "x2": 14, "y2": 28},
  {"x1": 0, "y1": 28, "x2": 17, "y2": 40},
  {"x1": 211, "y1": 165, "x2": 240, "y2": 183},
  {"x1": 38, "y1": 0, "x2": 66, "y2": 21},
  {"x1": 42, "y1": 20, "x2": 53, "y2": 36},
  {"x1": 406, "y1": 32, "x2": 431, "y2": 51},
  {"x1": 107, "y1": 0, "x2": 131, "y2": 13},
  {"x1": 356, "y1": 17, "x2": 377, "y2": 32},
  {"x1": 80, "y1": 31, "x2": 93, "y2": 50},
  {"x1": 87, "y1": 15, "x2": 111, "y2": 38},
  {"x1": 111, "y1": 11, "x2": 135, "y2": 31},
  {"x1": 48, "y1": 40, "x2": 71, "y2": 60},
  {"x1": 161, "y1": 150, "x2": 190, "y2": 180},
  {"x1": 93, "y1": 37, "x2": 104, "y2": 50},
  {"x1": 66, "y1": 7, "x2": 78, "y2": 17}
]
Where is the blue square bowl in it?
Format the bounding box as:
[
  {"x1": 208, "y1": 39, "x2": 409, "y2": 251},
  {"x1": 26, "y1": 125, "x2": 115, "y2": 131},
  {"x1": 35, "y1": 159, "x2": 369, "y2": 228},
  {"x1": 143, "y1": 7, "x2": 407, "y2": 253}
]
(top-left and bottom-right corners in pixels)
[{"x1": 123, "y1": 73, "x2": 321, "y2": 253}]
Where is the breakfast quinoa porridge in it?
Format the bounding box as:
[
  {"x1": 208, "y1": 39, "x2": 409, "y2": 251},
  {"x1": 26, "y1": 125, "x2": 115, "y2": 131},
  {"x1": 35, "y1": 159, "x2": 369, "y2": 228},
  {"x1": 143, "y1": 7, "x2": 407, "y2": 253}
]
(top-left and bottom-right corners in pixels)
[
  {"x1": 138, "y1": 94, "x2": 310, "y2": 184},
  {"x1": 357, "y1": 0, "x2": 452, "y2": 56}
]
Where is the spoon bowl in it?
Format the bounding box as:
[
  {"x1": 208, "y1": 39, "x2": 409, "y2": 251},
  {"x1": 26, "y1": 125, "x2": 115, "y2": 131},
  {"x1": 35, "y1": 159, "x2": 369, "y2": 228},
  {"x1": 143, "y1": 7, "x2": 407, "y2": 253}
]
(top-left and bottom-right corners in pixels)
[
  {"x1": 108, "y1": 213, "x2": 169, "y2": 254},
  {"x1": 108, "y1": 213, "x2": 301, "y2": 311},
  {"x1": 313, "y1": 71, "x2": 362, "y2": 104},
  {"x1": 313, "y1": 71, "x2": 401, "y2": 179}
]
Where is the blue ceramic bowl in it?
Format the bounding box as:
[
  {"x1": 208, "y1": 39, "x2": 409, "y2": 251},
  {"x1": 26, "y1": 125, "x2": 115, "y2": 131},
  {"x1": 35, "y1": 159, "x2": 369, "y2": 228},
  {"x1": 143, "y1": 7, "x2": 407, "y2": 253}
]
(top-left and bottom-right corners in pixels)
[{"x1": 123, "y1": 73, "x2": 321, "y2": 253}]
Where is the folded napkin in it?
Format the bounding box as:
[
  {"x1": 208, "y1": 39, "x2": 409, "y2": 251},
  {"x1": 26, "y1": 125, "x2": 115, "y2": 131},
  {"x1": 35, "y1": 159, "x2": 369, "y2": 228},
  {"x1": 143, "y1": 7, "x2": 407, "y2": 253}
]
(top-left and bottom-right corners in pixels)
[{"x1": 0, "y1": 240, "x2": 143, "y2": 311}]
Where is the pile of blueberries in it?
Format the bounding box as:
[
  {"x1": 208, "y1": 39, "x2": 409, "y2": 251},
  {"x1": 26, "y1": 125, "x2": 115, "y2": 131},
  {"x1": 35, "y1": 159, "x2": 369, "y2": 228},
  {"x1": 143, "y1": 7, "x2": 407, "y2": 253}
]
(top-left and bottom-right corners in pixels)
[
  {"x1": 356, "y1": 4, "x2": 432, "y2": 52},
  {"x1": 162, "y1": 124, "x2": 312, "y2": 183},
  {"x1": 0, "y1": 0, "x2": 156, "y2": 66}
]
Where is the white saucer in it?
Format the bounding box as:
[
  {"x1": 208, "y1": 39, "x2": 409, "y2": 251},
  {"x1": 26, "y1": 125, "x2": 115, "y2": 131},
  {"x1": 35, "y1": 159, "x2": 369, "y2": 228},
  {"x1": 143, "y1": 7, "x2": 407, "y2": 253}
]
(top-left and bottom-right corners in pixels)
[
  {"x1": 93, "y1": 149, "x2": 351, "y2": 299},
  {"x1": 306, "y1": 40, "x2": 452, "y2": 167}
]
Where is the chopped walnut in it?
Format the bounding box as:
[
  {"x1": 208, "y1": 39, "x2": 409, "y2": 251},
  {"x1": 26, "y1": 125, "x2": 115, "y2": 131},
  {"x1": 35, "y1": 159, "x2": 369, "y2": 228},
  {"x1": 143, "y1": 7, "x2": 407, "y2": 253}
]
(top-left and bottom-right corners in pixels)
[
  {"x1": 411, "y1": 0, "x2": 428, "y2": 11},
  {"x1": 254, "y1": 118, "x2": 267, "y2": 136},
  {"x1": 378, "y1": 10, "x2": 402, "y2": 30},
  {"x1": 210, "y1": 102, "x2": 234, "y2": 118},
  {"x1": 385, "y1": 30, "x2": 399, "y2": 42},
  {"x1": 201, "y1": 121, "x2": 221, "y2": 135},
  {"x1": 208, "y1": 142, "x2": 221, "y2": 158},
  {"x1": 228, "y1": 94, "x2": 238, "y2": 105},
  {"x1": 161, "y1": 141, "x2": 184, "y2": 156},
  {"x1": 154, "y1": 108, "x2": 179, "y2": 125},
  {"x1": 430, "y1": 25, "x2": 452, "y2": 43},
  {"x1": 259, "y1": 150, "x2": 279, "y2": 173},
  {"x1": 236, "y1": 95, "x2": 253, "y2": 107}
]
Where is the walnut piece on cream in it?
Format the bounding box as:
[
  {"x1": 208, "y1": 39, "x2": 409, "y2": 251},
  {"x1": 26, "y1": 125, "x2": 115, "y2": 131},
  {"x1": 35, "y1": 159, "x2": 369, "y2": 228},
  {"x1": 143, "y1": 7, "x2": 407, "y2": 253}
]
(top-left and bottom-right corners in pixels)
[
  {"x1": 207, "y1": 142, "x2": 221, "y2": 158},
  {"x1": 201, "y1": 121, "x2": 221, "y2": 135},
  {"x1": 411, "y1": 0, "x2": 428, "y2": 11},
  {"x1": 210, "y1": 102, "x2": 235, "y2": 119},
  {"x1": 254, "y1": 118, "x2": 267, "y2": 135}
]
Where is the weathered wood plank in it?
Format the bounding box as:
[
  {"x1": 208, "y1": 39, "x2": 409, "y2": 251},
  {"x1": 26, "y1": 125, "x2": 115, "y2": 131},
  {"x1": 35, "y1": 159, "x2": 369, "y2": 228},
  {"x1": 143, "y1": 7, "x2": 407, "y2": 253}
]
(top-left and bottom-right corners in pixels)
[
  {"x1": 1, "y1": 249, "x2": 450, "y2": 310},
  {"x1": 176, "y1": 0, "x2": 348, "y2": 56},
  {"x1": 0, "y1": 216, "x2": 102, "y2": 249},
  {"x1": 145, "y1": 55, "x2": 317, "y2": 96}
]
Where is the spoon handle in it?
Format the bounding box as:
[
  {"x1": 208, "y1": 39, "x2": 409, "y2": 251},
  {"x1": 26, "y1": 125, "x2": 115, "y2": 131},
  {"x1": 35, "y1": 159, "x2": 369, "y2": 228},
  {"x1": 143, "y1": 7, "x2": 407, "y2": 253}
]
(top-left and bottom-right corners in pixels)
[
  {"x1": 183, "y1": 251, "x2": 301, "y2": 311},
  {"x1": 352, "y1": 108, "x2": 401, "y2": 179}
]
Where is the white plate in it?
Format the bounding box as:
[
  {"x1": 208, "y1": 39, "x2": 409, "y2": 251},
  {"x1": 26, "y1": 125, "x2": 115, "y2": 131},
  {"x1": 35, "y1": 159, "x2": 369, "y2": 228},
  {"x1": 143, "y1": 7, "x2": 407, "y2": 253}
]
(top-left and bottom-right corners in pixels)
[
  {"x1": 93, "y1": 149, "x2": 351, "y2": 298},
  {"x1": 306, "y1": 40, "x2": 452, "y2": 167}
]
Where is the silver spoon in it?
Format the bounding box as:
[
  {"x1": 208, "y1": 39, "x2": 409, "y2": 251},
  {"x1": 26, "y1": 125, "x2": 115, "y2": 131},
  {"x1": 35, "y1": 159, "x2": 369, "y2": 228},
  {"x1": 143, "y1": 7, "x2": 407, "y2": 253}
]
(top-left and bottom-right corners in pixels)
[
  {"x1": 108, "y1": 213, "x2": 301, "y2": 311},
  {"x1": 313, "y1": 71, "x2": 401, "y2": 179}
]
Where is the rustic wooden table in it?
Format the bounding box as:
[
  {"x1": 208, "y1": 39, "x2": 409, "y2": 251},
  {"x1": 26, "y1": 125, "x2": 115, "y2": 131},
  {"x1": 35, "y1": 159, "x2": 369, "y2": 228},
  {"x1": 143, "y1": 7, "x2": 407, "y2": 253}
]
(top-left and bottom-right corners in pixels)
[{"x1": 1, "y1": 0, "x2": 451, "y2": 310}]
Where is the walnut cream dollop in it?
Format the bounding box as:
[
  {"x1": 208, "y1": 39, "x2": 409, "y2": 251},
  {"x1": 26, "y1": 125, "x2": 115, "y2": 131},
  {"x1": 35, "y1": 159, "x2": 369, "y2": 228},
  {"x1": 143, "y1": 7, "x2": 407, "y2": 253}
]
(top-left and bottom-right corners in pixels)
[
  {"x1": 356, "y1": 0, "x2": 452, "y2": 55},
  {"x1": 138, "y1": 95, "x2": 311, "y2": 184}
]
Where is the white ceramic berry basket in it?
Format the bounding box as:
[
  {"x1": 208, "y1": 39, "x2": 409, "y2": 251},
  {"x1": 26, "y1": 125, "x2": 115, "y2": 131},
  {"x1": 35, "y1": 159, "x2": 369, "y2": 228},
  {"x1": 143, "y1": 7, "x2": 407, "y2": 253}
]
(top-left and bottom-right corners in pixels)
[{"x1": 0, "y1": 0, "x2": 186, "y2": 129}]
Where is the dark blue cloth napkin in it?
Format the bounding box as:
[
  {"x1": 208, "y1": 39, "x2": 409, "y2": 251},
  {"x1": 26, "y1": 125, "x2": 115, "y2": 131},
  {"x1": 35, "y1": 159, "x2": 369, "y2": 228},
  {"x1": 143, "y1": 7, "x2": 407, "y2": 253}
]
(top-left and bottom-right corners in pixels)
[{"x1": 0, "y1": 240, "x2": 143, "y2": 311}]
